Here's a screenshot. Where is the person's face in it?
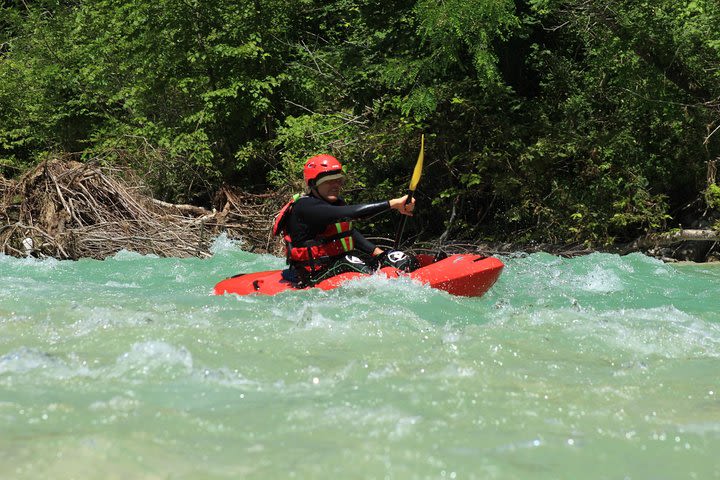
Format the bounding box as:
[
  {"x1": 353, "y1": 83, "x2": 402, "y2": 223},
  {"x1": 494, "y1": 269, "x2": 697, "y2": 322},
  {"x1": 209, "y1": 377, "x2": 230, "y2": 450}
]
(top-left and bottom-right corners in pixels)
[{"x1": 315, "y1": 177, "x2": 345, "y2": 202}]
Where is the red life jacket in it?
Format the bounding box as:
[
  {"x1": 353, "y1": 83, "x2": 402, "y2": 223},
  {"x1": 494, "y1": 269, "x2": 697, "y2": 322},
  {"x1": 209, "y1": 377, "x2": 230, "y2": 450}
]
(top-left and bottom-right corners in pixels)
[{"x1": 273, "y1": 194, "x2": 355, "y2": 271}]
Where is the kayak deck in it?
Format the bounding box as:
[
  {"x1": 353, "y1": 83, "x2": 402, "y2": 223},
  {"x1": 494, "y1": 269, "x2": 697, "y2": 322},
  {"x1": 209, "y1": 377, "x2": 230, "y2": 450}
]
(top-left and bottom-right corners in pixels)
[{"x1": 214, "y1": 254, "x2": 504, "y2": 297}]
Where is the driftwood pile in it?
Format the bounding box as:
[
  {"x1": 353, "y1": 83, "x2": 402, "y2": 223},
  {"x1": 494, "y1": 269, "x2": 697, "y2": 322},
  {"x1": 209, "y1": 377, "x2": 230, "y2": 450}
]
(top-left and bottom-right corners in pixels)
[
  {"x1": 209, "y1": 187, "x2": 287, "y2": 256},
  {"x1": 0, "y1": 159, "x2": 285, "y2": 259}
]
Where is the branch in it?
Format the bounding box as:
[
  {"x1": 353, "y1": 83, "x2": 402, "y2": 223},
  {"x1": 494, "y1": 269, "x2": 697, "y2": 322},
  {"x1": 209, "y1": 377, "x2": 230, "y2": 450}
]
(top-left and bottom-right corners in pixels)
[
  {"x1": 705, "y1": 123, "x2": 720, "y2": 145},
  {"x1": 150, "y1": 198, "x2": 211, "y2": 217}
]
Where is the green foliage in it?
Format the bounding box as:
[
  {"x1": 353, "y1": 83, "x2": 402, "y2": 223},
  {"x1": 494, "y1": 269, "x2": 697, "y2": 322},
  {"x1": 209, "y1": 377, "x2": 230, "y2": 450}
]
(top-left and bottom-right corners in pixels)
[
  {"x1": 414, "y1": 0, "x2": 519, "y2": 82},
  {"x1": 705, "y1": 183, "x2": 720, "y2": 210},
  {"x1": 2, "y1": 0, "x2": 720, "y2": 245},
  {"x1": 1, "y1": 0, "x2": 296, "y2": 200},
  {"x1": 269, "y1": 112, "x2": 362, "y2": 189}
]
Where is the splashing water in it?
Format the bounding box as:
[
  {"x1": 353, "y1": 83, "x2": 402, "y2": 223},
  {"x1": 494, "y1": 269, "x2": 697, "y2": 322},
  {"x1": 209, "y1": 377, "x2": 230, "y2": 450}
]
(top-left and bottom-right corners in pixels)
[{"x1": 1, "y1": 237, "x2": 719, "y2": 479}]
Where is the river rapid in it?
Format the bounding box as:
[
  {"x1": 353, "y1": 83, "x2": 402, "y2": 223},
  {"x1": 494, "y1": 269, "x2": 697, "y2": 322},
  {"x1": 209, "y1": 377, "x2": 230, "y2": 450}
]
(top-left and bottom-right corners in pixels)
[{"x1": 1, "y1": 236, "x2": 719, "y2": 479}]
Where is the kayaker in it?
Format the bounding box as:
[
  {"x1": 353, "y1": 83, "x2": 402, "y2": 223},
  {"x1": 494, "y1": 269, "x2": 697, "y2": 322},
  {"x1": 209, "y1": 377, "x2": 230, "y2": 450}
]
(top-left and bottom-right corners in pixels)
[{"x1": 273, "y1": 154, "x2": 419, "y2": 286}]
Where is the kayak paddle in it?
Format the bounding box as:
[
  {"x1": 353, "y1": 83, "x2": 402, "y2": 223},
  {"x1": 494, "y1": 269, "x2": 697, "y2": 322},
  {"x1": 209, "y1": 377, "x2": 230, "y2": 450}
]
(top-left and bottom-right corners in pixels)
[{"x1": 393, "y1": 134, "x2": 424, "y2": 250}]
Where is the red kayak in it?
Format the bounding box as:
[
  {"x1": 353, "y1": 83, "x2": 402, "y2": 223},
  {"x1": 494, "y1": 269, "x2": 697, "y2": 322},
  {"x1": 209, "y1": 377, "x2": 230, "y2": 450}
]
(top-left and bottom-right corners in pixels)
[{"x1": 214, "y1": 253, "x2": 504, "y2": 297}]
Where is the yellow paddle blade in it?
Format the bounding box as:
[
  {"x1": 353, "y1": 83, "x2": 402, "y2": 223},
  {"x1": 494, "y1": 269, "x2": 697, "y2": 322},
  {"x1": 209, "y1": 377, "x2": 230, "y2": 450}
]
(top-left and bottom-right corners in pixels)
[{"x1": 408, "y1": 134, "x2": 424, "y2": 191}]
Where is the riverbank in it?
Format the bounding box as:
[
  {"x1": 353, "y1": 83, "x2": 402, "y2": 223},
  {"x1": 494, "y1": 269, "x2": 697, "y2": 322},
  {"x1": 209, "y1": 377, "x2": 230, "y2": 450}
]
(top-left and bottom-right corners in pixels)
[{"x1": 1, "y1": 160, "x2": 719, "y2": 263}]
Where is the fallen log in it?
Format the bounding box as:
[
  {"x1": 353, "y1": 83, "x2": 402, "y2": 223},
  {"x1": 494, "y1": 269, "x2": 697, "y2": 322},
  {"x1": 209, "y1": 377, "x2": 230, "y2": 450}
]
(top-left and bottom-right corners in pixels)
[{"x1": 633, "y1": 229, "x2": 720, "y2": 249}]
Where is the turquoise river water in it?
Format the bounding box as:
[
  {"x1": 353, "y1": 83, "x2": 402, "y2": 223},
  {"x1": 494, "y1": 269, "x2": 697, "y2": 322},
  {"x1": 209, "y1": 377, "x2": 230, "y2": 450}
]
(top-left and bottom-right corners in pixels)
[{"x1": 1, "y1": 236, "x2": 719, "y2": 479}]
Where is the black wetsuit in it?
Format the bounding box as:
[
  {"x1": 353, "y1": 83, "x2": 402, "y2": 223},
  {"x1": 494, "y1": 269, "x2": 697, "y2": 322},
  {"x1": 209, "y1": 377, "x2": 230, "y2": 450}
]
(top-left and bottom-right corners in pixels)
[{"x1": 285, "y1": 194, "x2": 390, "y2": 284}]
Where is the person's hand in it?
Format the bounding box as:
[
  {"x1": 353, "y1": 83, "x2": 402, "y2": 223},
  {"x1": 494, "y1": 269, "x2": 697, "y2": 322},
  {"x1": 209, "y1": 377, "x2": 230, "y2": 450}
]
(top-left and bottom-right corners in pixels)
[{"x1": 389, "y1": 195, "x2": 415, "y2": 216}]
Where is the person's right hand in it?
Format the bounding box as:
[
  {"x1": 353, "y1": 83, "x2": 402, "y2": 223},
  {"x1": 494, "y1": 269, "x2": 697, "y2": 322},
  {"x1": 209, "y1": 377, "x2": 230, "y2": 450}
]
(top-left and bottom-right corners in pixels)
[{"x1": 389, "y1": 195, "x2": 415, "y2": 216}]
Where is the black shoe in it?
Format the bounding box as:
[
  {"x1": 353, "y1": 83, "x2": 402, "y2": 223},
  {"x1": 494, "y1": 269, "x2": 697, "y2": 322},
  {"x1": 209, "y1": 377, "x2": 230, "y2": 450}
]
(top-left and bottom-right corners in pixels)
[{"x1": 377, "y1": 250, "x2": 420, "y2": 272}]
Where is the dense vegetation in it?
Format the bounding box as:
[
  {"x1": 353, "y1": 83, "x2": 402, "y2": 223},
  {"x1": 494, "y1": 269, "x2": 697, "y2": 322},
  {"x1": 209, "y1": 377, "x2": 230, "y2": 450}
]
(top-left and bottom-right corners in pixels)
[{"x1": 2, "y1": 0, "x2": 719, "y2": 246}]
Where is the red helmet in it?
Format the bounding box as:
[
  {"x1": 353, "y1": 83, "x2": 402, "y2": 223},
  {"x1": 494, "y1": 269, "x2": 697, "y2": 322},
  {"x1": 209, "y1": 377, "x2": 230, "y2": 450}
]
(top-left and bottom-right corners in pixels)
[{"x1": 303, "y1": 154, "x2": 345, "y2": 187}]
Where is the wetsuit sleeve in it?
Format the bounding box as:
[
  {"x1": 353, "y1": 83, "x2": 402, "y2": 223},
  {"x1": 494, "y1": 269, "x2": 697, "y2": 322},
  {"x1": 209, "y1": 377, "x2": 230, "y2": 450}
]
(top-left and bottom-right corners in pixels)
[
  {"x1": 352, "y1": 230, "x2": 377, "y2": 254},
  {"x1": 294, "y1": 197, "x2": 390, "y2": 226}
]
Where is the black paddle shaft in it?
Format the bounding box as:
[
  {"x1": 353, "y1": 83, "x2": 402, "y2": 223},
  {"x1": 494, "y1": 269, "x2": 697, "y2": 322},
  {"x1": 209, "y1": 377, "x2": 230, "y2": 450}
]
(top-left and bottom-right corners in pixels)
[{"x1": 393, "y1": 189, "x2": 414, "y2": 250}]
